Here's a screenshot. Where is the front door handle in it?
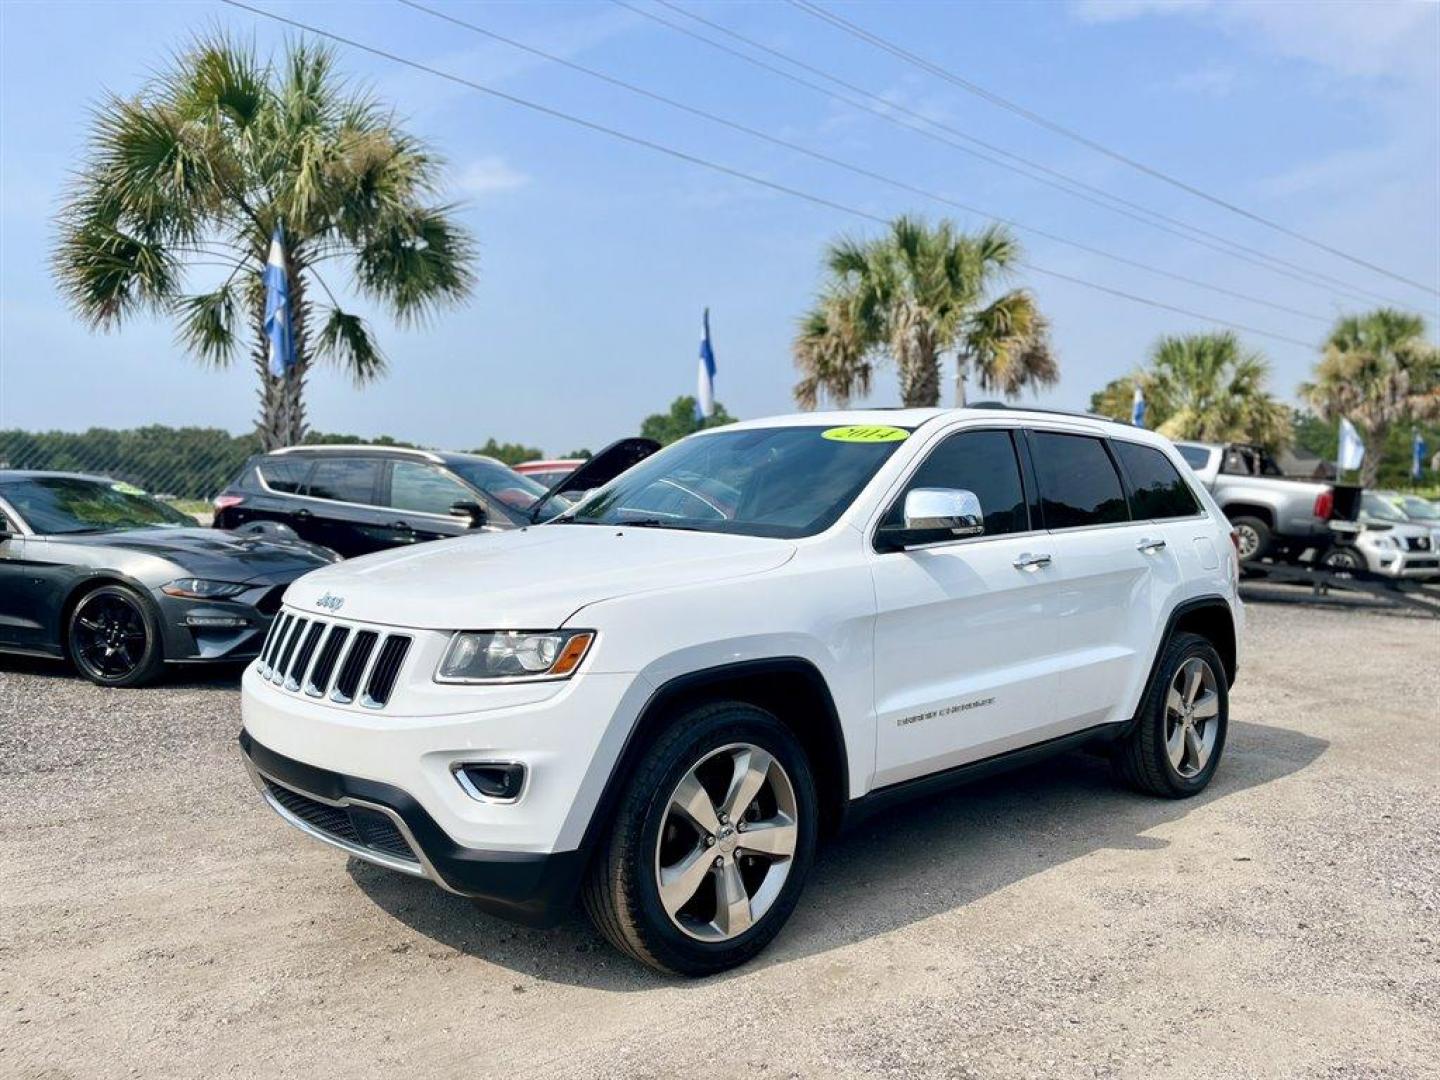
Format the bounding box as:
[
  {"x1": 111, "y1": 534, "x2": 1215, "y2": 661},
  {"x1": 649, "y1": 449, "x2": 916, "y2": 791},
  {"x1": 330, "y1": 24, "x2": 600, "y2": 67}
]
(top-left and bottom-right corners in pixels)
[
  {"x1": 1013, "y1": 552, "x2": 1052, "y2": 570},
  {"x1": 1137, "y1": 537, "x2": 1167, "y2": 554},
  {"x1": 390, "y1": 520, "x2": 414, "y2": 531}
]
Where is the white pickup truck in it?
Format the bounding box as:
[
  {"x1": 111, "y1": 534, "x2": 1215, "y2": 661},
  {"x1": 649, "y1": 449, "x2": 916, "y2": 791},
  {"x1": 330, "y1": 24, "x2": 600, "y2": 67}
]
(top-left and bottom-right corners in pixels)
[{"x1": 1174, "y1": 442, "x2": 1333, "y2": 562}]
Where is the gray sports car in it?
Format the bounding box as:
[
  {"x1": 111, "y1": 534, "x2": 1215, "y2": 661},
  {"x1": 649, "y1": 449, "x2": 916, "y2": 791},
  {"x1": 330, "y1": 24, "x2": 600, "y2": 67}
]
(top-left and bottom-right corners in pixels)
[{"x1": 0, "y1": 471, "x2": 338, "y2": 687}]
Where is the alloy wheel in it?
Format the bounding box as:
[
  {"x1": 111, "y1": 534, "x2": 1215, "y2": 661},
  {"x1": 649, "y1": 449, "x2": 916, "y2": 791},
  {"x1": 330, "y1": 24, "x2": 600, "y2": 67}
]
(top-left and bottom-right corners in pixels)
[
  {"x1": 654, "y1": 742, "x2": 799, "y2": 942},
  {"x1": 1165, "y1": 657, "x2": 1219, "y2": 779},
  {"x1": 1234, "y1": 524, "x2": 1260, "y2": 561},
  {"x1": 72, "y1": 593, "x2": 150, "y2": 681}
]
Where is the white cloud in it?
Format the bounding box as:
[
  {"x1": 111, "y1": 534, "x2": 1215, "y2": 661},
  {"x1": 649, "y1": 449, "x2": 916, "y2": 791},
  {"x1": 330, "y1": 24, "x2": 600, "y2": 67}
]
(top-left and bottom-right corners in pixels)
[
  {"x1": 1170, "y1": 63, "x2": 1237, "y2": 98},
  {"x1": 451, "y1": 156, "x2": 529, "y2": 198},
  {"x1": 1072, "y1": 0, "x2": 1438, "y2": 88}
]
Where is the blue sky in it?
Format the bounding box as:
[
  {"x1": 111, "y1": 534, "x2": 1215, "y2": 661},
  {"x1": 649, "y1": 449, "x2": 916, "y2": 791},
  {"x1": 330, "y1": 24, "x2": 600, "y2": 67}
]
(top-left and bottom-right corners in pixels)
[{"x1": 2, "y1": 0, "x2": 1436, "y2": 454}]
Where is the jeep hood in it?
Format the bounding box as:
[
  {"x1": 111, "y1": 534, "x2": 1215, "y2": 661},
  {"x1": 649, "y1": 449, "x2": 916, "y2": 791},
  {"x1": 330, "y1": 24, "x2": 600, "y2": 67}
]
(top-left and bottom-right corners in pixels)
[{"x1": 282, "y1": 524, "x2": 796, "y2": 629}]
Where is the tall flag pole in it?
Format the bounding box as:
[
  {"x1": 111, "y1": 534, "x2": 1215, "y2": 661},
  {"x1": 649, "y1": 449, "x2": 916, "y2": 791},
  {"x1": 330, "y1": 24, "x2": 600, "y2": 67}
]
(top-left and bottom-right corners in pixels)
[
  {"x1": 696, "y1": 307, "x2": 717, "y2": 420},
  {"x1": 263, "y1": 225, "x2": 295, "y2": 379},
  {"x1": 1413, "y1": 428, "x2": 1428, "y2": 481},
  {"x1": 1130, "y1": 383, "x2": 1146, "y2": 428}
]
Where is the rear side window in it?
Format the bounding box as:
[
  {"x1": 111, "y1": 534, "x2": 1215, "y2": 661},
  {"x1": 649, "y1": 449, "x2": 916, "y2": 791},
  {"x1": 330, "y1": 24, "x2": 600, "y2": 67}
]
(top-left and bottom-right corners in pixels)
[
  {"x1": 882, "y1": 429, "x2": 1029, "y2": 536},
  {"x1": 257, "y1": 457, "x2": 311, "y2": 493},
  {"x1": 1113, "y1": 442, "x2": 1201, "y2": 519},
  {"x1": 303, "y1": 458, "x2": 381, "y2": 505},
  {"x1": 1029, "y1": 432, "x2": 1129, "y2": 529}
]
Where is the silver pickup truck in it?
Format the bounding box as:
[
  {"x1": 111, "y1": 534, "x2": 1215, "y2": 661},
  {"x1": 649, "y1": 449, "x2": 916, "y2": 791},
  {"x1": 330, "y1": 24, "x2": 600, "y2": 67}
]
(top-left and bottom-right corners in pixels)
[{"x1": 1174, "y1": 442, "x2": 1333, "y2": 562}]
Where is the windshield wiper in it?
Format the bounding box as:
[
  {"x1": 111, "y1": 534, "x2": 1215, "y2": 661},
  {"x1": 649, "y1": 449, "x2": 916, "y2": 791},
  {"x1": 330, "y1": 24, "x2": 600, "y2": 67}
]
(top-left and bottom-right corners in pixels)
[{"x1": 614, "y1": 518, "x2": 702, "y2": 531}]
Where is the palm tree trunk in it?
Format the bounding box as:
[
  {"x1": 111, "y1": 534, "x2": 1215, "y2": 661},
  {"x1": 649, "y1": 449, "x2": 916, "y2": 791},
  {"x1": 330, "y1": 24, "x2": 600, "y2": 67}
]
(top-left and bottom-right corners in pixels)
[
  {"x1": 897, "y1": 326, "x2": 941, "y2": 408},
  {"x1": 1359, "y1": 421, "x2": 1387, "y2": 488},
  {"x1": 252, "y1": 256, "x2": 311, "y2": 450}
]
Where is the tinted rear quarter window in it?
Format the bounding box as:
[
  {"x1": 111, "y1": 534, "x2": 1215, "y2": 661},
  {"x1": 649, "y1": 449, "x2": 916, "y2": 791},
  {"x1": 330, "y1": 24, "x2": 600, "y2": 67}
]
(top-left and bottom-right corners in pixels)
[
  {"x1": 303, "y1": 458, "x2": 381, "y2": 505},
  {"x1": 1113, "y1": 442, "x2": 1201, "y2": 519},
  {"x1": 1029, "y1": 432, "x2": 1129, "y2": 529},
  {"x1": 883, "y1": 429, "x2": 1028, "y2": 536},
  {"x1": 257, "y1": 457, "x2": 311, "y2": 493}
]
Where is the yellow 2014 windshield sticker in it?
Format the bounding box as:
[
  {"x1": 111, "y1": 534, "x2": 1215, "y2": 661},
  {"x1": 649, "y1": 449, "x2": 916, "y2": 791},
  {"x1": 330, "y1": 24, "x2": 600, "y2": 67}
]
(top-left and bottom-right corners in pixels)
[
  {"x1": 821, "y1": 425, "x2": 909, "y2": 443},
  {"x1": 110, "y1": 482, "x2": 147, "y2": 496}
]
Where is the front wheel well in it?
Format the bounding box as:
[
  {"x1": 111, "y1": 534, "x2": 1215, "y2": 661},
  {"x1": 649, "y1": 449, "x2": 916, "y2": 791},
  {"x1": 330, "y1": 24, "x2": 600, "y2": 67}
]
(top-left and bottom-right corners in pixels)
[{"x1": 620, "y1": 660, "x2": 849, "y2": 841}]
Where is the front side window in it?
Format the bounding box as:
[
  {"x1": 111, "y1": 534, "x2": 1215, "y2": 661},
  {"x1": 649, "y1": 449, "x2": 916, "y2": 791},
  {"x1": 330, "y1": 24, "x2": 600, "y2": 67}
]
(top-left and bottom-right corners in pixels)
[
  {"x1": 1113, "y1": 442, "x2": 1201, "y2": 520},
  {"x1": 881, "y1": 429, "x2": 1028, "y2": 537},
  {"x1": 1029, "y1": 432, "x2": 1129, "y2": 530},
  {"x1": 559, "y1": 426, "x2": 909, "y2": 538},
  {"x1": 0, "y1": 477, "x2": 195, "y2": 534},
  {"x1": 303, "y1": 458, "x2": 381, "y2": 505},
  {"x1": 388, "y1": 461, "x2": 476, "y2": 516},
  {"x1": 446, "y1": 458, "x2": 551, "y2": 520}
]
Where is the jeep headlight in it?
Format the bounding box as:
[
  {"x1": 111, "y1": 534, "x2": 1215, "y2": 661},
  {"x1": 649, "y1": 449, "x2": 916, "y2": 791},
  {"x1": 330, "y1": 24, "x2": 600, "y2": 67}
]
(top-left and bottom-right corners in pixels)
[{"x1": 437, "y1": 630, "x2": 595, "y2": 682}]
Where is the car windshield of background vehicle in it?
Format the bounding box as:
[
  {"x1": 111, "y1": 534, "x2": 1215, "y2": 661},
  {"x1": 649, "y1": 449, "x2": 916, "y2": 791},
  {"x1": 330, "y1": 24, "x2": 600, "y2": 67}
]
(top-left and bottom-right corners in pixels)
[
  {"x1": 1396, "y1": 496, "x2": 1439, "y2": 521},
  {"x1": 447, "y1": 458, "x2": 552, "y2": 519},
  {"x1": 557, "y1": 425, "x2": 911, "y2": 538},
  {"x1": 1361, "y1": 493, "x2": 1409, "y2": 523},
  {"x1": 0, "y1": 477, "x2": 197, "y2": 534}
]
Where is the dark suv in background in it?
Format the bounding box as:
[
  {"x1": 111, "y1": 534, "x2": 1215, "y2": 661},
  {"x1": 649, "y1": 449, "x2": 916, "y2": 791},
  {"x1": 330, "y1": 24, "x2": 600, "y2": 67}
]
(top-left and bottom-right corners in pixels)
[{"x1": 212, "y1": 445, "x2": 552, "y2": 558}]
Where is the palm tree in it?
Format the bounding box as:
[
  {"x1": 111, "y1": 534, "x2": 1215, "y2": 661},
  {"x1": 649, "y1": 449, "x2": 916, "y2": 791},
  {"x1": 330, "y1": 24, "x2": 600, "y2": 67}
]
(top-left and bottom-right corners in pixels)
[
  {"x1": 54, "y1": 36, "x2": 476, "y2": 449},
  {"x1": 1139, "y1": 332, "x2": 1291, "y2": 451},
  {"x1": 792, "y1": 217, "x2": 1056, "y2": 409},
  {"x1": 1301, "y1": 309, "x2": 1439, "y2": 486}
]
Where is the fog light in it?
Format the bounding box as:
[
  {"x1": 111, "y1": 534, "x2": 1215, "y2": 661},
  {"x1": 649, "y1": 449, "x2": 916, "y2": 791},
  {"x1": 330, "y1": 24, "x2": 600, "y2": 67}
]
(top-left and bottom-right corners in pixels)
[
  {"x1": 454, "y1": 762, "x2": 526, "y2": 802},
  {"x1": 185, "y1": 615, "x2": 248, "y2": 628}
]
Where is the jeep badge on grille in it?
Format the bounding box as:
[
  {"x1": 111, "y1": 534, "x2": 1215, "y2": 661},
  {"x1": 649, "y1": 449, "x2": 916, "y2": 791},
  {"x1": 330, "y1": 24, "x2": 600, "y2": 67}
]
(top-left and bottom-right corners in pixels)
[{"x1": 315, "y1": 592, "x2": 345, "y2": 612}]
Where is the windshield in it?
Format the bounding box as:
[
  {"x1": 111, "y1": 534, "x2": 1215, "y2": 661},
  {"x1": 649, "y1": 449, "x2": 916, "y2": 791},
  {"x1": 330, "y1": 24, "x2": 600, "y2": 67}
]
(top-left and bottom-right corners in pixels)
[
  {"x1": 1176, "y1": 445, "x2": 1212, "y2": 470},
  {"x1": 556, "y1": 425, "x2": 910, "y2": 538},
  {"x1": 1361, "y1": 492, "x2": 1409, "y2": 523},
  {"x1": 446, "y1": 458, "x2": 552, "y2": 520},
  {"x1": 0, "y1": 476, "x2": 196, "y2": 534},
  {"x1": 1396, "y1": 495, "x2": 1440, "y2": 521}
]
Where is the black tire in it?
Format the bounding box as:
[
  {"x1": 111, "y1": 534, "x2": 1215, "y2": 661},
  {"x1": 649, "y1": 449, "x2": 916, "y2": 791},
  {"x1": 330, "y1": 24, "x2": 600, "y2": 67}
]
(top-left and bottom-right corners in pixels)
[
  {"x1": 66, "y1": 584, "x2": 166, "y2": 688},
  {"x1": 582, "y1": 701, "x2": 819, "y2": 976},
  {"x1": 1322, "y1": 547, "x2": 1364, "y2": 573},
  {"x1": 1113, "y1": 632, "x2": 1228, "y2": 798},
  {"x1": 1229, "y1": 515, "x2": 1272, "y2": 563}
]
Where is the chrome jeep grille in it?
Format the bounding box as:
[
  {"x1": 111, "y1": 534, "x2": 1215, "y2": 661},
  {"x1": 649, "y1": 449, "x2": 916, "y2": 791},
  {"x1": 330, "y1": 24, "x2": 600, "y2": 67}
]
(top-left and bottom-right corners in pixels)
[{"x1": 257, "y1": 612, "x2": 411, "y2": 708}]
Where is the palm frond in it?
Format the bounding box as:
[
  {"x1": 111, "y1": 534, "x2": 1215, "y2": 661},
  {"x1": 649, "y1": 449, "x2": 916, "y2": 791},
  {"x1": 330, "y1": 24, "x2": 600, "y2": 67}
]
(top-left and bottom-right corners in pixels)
[
  {"x1": 313, "y1": 304, "x2": 386, "y2": 384},
  {"x1": 173, "y1": 280, "x2": 243, "y2": 366},
  {"x1": 353, "y1": 204, "x2": 476, "y2": 323}
]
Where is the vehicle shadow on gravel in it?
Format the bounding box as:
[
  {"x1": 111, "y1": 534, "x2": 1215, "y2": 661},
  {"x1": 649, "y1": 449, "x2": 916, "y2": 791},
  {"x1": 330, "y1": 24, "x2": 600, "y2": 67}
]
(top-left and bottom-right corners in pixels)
[
  {"x1": 348, "y1": 718, "x2": 1327, "y2": 991},
  {"x1": 0, "y1": 654, "x2": 247, "y2": 691}
]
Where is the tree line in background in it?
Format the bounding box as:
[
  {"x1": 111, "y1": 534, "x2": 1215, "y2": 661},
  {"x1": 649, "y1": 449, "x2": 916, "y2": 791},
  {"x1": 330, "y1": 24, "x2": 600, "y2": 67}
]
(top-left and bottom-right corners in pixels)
[{"x1": 1086, "y1": 310, "x2": 1438, "y2": 487}]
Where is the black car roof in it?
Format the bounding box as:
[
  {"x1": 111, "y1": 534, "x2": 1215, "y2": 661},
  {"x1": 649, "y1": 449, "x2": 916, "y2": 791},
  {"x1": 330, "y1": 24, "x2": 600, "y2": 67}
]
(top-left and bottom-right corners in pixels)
[{"x1": 265, "y1": 445, "x2": 509, "y2": 468}]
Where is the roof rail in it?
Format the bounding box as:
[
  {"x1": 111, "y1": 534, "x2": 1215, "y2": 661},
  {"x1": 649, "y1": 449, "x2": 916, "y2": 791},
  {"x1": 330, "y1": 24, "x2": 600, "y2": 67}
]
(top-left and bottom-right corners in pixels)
[
  {"x1": 968, "y1": 401, "x2": 1119, "y2": 423},
  {"x1": 271, "y1": 444, "x2": 446, "y2": 464}
]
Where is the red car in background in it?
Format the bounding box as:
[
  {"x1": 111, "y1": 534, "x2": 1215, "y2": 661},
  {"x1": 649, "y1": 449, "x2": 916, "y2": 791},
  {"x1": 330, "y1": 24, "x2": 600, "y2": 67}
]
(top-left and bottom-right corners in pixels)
[{"x1": 513, "y1": 458, "x2": 586, "y2": 490}]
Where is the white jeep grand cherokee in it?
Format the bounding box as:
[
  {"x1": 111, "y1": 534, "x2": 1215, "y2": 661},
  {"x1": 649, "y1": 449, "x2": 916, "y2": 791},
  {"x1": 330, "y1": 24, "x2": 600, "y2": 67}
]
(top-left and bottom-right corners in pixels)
[{"x1": 241, "y1": 407, "x2": 1241, "y2": 975}]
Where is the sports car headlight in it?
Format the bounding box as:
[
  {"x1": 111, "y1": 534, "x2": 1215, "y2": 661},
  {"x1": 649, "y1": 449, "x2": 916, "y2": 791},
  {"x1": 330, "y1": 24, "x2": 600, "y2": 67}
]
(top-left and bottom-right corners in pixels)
[
  {"x1": 161, "y1": 578, "x2": 248, "y2": 599},
  {"x1": 437, "y1": 630, "x2": 595, "y2": 682}
]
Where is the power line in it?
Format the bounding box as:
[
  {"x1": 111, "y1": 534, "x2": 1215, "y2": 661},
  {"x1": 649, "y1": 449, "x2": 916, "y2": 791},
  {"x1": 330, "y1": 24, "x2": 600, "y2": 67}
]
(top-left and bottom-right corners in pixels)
[
  {"x1": 397, "y1": 0, "x2": 1328, "y2": 325},
  {"x1": 216, "y1": 0, "x2": 1317, "y2": 351},
  {"x1": 790, "y1": 0, "x2": 1439, "y2": 299},
  {"x1": 629, "y1": 0, "x2": 1408, "y2": 310}
]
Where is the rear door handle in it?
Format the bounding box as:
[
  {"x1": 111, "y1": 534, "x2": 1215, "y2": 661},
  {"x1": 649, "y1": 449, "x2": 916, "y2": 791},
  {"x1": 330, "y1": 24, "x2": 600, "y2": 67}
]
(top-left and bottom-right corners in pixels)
[
  {"x1": 1137, "y1": 538, "x2": 1167, "y2": 554},
  {"x1": 1013, "y1": 552, "x2": 1052, "y2": 570},
  {"x1": 390, "y1": 520, "x2": 414, "y2": 531},
  {"x1": 293, "y1": 508, "x2": 311, "y2": 520}
]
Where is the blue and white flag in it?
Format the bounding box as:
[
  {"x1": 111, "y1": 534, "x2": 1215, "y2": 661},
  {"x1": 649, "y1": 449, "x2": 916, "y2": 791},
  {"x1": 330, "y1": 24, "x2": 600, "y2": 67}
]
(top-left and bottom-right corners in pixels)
[
  {"x1": 696, "y1": 307, "x2": 717, "y2": 419},
  {"x1": 1337, "y1": 417, "x2": 1365, "y2": 472},
  {"x1": 1130, "y1": 383, "x2": 1146, "y2": 428},
  {"x1": 263, "y1": 225, "x2": 295, "y2": 379},
  {"x1": 1414, "y1": 429, "x2": 1428, "y2": 481}
]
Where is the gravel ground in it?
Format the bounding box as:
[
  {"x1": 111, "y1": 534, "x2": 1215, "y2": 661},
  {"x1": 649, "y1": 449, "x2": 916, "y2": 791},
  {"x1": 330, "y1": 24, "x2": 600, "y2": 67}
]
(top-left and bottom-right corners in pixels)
[{"x1": 2, "y1": 598, "x2": 1437, "y2": 1079}]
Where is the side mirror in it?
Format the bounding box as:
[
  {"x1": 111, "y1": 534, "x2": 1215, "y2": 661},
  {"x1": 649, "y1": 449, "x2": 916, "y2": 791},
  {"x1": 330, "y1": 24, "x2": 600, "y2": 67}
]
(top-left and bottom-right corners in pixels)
[
  {"x1": 878, "y1": 487, "x2": 984, "y2": 549},
  {"x1": 449, "y1": 500, "x2": 487, "y2": 529}
]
